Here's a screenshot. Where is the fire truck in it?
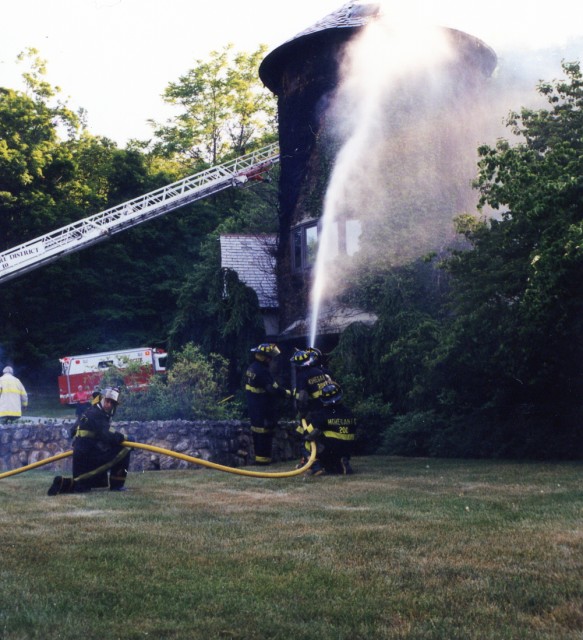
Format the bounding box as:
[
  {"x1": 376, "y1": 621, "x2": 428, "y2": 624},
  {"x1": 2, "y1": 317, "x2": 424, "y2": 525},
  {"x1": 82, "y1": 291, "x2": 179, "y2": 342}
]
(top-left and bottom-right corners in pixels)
[{"x1": 58, "y1": 347, "x2": 168, "y2": 406}]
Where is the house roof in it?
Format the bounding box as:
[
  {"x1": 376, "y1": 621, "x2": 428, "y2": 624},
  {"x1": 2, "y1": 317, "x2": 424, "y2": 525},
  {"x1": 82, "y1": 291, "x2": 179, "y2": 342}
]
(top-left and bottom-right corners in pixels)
[
  {"x1": 219, "y1": 234, "x2": 278, "y2": 309},
  {"x1": 279, "y1": 304, "x2": 378, "y2": 340}
]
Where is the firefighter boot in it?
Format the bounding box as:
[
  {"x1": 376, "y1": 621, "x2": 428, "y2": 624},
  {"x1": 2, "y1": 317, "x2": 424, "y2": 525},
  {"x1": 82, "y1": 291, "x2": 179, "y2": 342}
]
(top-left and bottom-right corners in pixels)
[
  {"x1": 109, "y1": 451, "x2": 130, "y2": 490},
  {"x1": 304, "y1": 461, "x2": 325, "y2": 477},
  {"x1": 341, "y1": 457, "x2": 353, "y2": 475},
  {"x1": 47, "y1": 476, "x2": 75, "y2": 496},
  {"x1": 109, "y1": 470, "x2": 128, "y2": 491},
  {"x1": 295, "y1": 456, "x2": 307, "y2": 470}
]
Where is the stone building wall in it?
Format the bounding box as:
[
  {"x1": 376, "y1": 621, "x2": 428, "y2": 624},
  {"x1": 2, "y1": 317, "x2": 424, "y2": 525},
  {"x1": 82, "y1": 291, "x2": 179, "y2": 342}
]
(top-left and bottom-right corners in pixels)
[{"x1": 0, "y1": 419, "x2": 301, "y2": 475}]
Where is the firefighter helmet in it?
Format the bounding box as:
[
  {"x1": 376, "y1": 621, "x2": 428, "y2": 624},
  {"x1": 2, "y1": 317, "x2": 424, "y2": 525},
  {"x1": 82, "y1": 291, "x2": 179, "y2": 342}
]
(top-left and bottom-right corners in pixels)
[
  {"x1": 307, "y1": 347, "x2": 322, "y2": 364},
  {"x1": 290, "y1": 349, "x2": 316, "y2": 367},
  {"x1": 251, "y1": 343, "x2": 281, "y2": 360},
  {"x1": 102, "y1": 387, "x2": 121, "y2": 404},
  {"x1": 321, "y1": 382, "x2": 343, "y2": 405}
]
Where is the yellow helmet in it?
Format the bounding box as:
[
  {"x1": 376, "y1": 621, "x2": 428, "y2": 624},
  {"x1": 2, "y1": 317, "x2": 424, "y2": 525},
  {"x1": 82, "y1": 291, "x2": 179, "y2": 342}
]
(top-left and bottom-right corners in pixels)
[{"x1": 251, "y1": 343, "x2": 281, "y2": 360}]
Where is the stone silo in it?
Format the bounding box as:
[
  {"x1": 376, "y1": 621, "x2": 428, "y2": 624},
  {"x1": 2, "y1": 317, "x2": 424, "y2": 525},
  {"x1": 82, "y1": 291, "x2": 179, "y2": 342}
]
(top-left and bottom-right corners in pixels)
[{"x1": 259, "y1": 2, "x2": 497, "y2": 341}]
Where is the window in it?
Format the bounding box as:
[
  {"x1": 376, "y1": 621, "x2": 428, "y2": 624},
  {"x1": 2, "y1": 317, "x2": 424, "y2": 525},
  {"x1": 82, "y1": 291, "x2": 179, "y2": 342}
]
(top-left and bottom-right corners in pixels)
[
  {"x1": 292, "y1": 222, "x2": 319, "y2": 272},
  {"x1": 346, "y1": 219, "x2": 362, "y2": 256},
  {"x1": 291, "y1": 219, "x2": 361, "y2": 272},
  {"x1": 305, "y1": 225, "x2": 319, "y2": 266}
]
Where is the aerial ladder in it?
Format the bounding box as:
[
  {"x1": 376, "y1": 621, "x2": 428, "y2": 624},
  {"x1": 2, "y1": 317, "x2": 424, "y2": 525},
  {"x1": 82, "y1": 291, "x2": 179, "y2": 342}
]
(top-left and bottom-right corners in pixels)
[{"x1": 0, "y1": 142, "x2": 279, "y2": 284}]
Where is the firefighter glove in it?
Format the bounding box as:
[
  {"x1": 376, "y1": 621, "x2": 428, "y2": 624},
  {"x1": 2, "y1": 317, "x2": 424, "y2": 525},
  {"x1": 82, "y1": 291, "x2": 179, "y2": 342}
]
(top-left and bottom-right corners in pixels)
[
  {"x1": 112, "y1": 432, "x2": 125, "y2": 445},
  {"x1": 305, "y1": 427, "x2": 321, "y2": 442}
]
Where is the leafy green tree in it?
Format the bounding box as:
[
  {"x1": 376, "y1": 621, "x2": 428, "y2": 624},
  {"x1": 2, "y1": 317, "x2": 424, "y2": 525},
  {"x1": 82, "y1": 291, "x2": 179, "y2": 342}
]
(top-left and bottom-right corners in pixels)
[
  {"x1": 0, "y1": 51, "x2": 187, "y2": 373},
  {"x1": 429, "y1": 61, "x2": 583, "y2": 457},
  {"x1": 150, "y1": 44, "x2": 277, "y2": 167},
  {"x1": 0, "y1": 45, "x2": 280, "y2": 391},
  {"x1": 332, "y1": 258, "x2": 445, "y2": 413},
  {"x1": 169, "y1": 230, "x2": 265, "y2": 392},
  {"x1": 330, "y1": 259, "x2": 444, "y2": 453},
  {"x1": 0, "y1": 49, "x2": 81, "y2": 249},
  {"x1": 333, "y1": 62, "x2": 583, "y2": 459}
]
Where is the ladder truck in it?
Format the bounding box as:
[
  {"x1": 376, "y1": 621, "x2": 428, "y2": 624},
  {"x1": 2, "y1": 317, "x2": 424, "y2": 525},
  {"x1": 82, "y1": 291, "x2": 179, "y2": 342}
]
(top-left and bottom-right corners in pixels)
[{"x1": 0, "y1": 142, "x2": 279, "y2": 284}]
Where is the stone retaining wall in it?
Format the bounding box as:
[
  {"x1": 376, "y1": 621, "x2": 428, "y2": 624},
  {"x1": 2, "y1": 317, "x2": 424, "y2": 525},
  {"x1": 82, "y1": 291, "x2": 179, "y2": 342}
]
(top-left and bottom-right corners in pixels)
[{"x1": 0, "y1": 419, "x2": 301, "y2": 475}]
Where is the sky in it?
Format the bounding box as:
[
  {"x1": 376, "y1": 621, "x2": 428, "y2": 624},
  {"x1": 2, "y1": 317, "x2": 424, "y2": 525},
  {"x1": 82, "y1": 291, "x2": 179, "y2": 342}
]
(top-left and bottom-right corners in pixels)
[{"x1": 1, "y1": 0, "x2": 583, "y2": 146}]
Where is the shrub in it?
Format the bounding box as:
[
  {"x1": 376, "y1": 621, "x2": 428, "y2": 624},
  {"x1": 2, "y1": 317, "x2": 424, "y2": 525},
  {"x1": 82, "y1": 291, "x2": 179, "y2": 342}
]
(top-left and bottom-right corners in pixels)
[
  {"x1": 379, "y1": 410, "x2": 444, "y2": 457},
  {"x1": 352, "y1": 393, "x2": 393, "y2": 454},
  {"x1": 113, "y1": 343, "x2": 242, "y2": 421}
]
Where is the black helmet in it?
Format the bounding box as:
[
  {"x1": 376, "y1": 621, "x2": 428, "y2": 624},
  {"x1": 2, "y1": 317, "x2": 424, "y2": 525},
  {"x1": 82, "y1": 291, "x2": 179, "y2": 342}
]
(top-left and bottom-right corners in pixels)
[
  {"x1": 251, "y1": 343, "x2": 281, "y2": 360},
  {"x1": 307, "y1": 347, "x2": 322, "y2": 363},
  {"x1": 321, "y1": 382, "x2": 343, "y2": 405},
  {"x1": 290, "y1": 349, "x2": 316, "y2": 367}
]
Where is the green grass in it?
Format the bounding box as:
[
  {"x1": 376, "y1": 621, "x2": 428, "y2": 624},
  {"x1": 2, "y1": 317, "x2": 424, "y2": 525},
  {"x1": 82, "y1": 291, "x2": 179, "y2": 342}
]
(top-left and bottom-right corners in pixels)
[
  {"x1": 1, "y1": 457, "x2": 582, "y2": 639},
  {"x1": 24, "y1": 386, "x2": 75, "y2": 419}
]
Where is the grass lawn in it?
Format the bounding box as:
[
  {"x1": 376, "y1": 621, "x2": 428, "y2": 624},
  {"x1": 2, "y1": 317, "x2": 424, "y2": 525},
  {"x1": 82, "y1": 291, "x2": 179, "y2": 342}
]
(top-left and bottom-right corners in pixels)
[
  {"x1": 1, "y1": 456, "x2": 582, "y2": 639},
  {"x1": 25, "y1": 385, "x2": 75, "y2": 420}
]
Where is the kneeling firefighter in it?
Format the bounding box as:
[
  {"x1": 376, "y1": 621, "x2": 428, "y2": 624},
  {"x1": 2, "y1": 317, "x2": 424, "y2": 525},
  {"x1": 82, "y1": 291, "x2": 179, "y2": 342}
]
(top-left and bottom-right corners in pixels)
[
  {"x1": 244, "y1": 343, "x2": 292, "y2": 465},
  {"x1": 48, "y1": 387, "x2": 130, "y2": 495},
  {"x1": 296, "y1": 382, "x2": 357, "y2": 475}
]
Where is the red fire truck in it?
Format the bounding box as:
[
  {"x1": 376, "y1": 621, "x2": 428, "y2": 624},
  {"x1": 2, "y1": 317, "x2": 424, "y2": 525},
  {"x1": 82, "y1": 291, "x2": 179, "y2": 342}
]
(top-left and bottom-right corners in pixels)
[{"x1": 58, "y1": 347, "x2": 167, "y2": 405}]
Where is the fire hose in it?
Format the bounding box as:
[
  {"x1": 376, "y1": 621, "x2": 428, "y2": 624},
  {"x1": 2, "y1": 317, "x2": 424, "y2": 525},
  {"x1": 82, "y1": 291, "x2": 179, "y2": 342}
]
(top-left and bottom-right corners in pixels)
[{"x1": 0, "y1": 440, "x2": 316, "y2": 481}]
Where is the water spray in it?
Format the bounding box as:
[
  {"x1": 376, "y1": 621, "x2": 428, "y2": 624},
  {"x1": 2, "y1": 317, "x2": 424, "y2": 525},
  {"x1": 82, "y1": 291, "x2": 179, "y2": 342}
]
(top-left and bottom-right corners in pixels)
[{"x1": 308, "y1": 11, "x2": 454, "y2": 346}]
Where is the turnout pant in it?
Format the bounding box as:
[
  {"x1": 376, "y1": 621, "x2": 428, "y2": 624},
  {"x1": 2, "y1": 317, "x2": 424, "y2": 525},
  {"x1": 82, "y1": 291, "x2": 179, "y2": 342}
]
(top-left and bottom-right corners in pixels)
[
  {"x1": 73, "y1": 444, "x2": 131, "y2": 491},
  {"x1": 48, "y1": 444, "x2": 130, "y2": 494},
  {"x1": 251, "y1": 425, "x2": 275, "y2": 464}
]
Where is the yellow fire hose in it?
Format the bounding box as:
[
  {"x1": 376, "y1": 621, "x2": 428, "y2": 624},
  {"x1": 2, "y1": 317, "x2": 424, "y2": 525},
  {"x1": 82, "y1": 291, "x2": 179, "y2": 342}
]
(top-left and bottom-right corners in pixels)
[{"x1": 0, "y1": 440, "x2": 316, "y2": 481}]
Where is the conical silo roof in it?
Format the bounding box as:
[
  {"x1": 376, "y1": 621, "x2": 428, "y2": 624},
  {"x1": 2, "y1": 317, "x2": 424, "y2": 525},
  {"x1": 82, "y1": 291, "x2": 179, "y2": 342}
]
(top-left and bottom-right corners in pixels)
[{"x1": 259, "y1": 1, "x2": 496, "y2": 94}]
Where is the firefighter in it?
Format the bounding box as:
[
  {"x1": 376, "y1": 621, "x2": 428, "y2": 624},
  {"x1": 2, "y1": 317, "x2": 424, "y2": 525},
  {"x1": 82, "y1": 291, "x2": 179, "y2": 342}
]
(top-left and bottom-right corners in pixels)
[
  {"x1": 91, "y1": 386, "x2": 102, "y2": 405},
  {"x1": 297, "y1": 382, "x2": 357, "y2": 476},
  {"x1": 290, "y1": 349, "x2": 331, "y2": 419},
  {"x1": 245, "y1": 343, "x2": 292, "y2": 465},
  {"x1": 0, "y1": 366, "x2": 28, "y2": 423},
  {"x1": 74, "y1": 385, "x2": 91, "y2": 418},
  {"x1": 47, "y1": 387, "x2": 130, "y2": 495}
]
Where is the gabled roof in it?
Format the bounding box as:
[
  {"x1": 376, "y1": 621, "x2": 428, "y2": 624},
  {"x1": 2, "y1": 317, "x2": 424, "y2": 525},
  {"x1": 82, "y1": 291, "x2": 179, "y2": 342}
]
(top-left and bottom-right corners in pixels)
[{"x1": 219, "y1": 234, "x2": 278, "y2": 309}]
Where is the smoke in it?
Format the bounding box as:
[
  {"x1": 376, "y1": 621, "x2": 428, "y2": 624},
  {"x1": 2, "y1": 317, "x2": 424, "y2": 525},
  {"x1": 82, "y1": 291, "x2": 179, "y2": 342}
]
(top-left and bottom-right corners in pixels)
[
  {"x1": 308, "y1": 1, "x2": 583, "y2": 346},
  {"x1": 309, "y1": 15, "x2": 457, "y2": 345}
]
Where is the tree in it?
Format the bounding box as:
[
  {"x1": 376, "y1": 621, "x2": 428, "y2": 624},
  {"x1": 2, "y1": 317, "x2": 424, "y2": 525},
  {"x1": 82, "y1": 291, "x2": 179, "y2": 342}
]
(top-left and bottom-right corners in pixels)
[
  {"x1": 113, "y1": 343, "x2": 237, "y2": 421},
  {"x1": 0, "y1": 49, "x2": 81, "y2": 249},
  {"x1": 432, "y1": 61, "x2": 583, "y2": 457},
  {"x1": 333, "y1": 61, "x2": 583, "y2": 459},
  {"x1": 150, "y1": 44, "x2": 277, "y2": 167},
  {"x1": 0, "y1": 51, "x2": 188, "y2": 373}
]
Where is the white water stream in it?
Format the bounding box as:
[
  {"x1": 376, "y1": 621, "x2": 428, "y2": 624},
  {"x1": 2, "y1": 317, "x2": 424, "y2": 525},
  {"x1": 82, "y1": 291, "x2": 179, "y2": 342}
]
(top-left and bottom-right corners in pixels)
[{"x1": 308, "y1": 14, "x2": 454, "y2": 347}]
